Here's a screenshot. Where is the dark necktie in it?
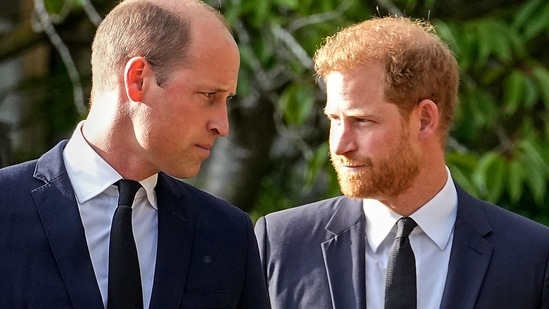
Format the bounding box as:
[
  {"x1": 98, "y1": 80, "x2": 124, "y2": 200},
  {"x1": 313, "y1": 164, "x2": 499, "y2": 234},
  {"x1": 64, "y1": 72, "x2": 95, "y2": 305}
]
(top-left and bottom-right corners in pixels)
[
  {"x1": 108, "y1": 180, "x2": 143, "y2": 309},
  {"x1": 385, "y1": 217, "x2": 418, "y2": 309}
]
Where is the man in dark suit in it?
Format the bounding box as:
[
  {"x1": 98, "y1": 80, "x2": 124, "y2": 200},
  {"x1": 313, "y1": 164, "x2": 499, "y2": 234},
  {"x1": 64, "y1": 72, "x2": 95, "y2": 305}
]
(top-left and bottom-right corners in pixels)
[
  {"x1": 0, "y1": 0, "x2": 270, "y2": 308},
  {"x1": 255, "y1": 16, "x2": 549, "y2": 308}
]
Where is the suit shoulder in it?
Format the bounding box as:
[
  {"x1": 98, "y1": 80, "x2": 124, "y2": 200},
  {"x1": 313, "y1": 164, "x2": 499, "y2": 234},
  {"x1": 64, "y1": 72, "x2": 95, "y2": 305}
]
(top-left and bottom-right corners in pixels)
[
  {"x1": 266, "y1": 196, "x2": 348, "y2": 220},
  {"x1": 0, "y1": 160, "x2": 39, "y2": 186},
  {"x1": 472, "y1": 200, "x2": 549, "y2": 266},
  {"x1": 458, "y1": 188, "x2": 549, "y2": 242},
  {"x1": 0, "y1": 159, "x2": 37, "y2": 174},
  {"x1": 483, "y1": 201, "x2": 549, "y2": 236},
  {"x1": 260, "y1": 196, "x2": 360, "y2": 236}
]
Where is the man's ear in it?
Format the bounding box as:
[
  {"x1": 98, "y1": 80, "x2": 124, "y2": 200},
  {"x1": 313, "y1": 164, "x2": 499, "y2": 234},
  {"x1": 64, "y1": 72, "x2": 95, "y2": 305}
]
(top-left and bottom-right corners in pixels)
[
  {"x1": 416, "y1": 99, "x2": 439, "y2": 141},
  {"x1": 124, "y1": 57, "x2": 148, "y2": 102}
]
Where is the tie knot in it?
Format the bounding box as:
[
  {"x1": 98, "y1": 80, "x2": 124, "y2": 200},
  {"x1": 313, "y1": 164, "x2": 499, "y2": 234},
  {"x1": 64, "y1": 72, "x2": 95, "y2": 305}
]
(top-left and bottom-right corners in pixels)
[
  {"x1": 396, "y1": 217, "x2": 417, "y2": 238},
  {"x1": 116, "y1": 179, "x2": 141, "y2": 207}
]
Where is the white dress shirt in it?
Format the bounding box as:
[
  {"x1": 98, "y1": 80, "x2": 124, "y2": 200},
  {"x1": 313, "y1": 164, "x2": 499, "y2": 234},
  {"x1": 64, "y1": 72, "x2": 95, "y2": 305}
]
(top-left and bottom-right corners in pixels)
[
  {"x1": 63, "y1": 121, "x2": 158, "y2": 308},
  {"x1": 364, "y1": 168, "x2": 458, "y2": 309}
]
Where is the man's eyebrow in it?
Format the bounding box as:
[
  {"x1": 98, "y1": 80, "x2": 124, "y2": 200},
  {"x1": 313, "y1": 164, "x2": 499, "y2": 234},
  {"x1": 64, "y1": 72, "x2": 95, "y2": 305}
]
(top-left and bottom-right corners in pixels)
[{"x1": 210, "y1": 86, "x2": 236, "y2": 97}]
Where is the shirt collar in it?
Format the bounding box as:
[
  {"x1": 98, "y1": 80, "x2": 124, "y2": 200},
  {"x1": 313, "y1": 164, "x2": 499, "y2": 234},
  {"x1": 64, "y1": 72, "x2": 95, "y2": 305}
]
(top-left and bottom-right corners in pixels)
[
  {"x1": 63, "y1": 121, "x2": 158, "y2": 209},
  {"x1": 364, "y1": 167, "x2": 458, "y2": 252}
]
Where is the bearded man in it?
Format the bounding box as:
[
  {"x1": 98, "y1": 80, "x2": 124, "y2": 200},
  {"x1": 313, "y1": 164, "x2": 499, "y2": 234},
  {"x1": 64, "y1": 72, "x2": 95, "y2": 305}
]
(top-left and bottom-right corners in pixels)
[{"x1": 255, "y1": 16, "x2": 549, "y2": 309}]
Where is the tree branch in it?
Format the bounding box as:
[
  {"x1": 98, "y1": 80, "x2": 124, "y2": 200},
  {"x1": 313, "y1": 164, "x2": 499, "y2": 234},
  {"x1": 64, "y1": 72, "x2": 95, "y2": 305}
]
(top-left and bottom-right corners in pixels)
[{"x1": 33, "y1": 0, "x2": 86, "y2": 115}]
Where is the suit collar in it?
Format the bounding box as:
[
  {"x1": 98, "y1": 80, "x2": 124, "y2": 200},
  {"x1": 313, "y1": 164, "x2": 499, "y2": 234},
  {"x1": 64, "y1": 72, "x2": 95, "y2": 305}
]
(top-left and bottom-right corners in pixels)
[
  {"x1": 451, "y1": 185, "x2": 492, "y2": 236},
  {"x1": 34, "y1": 140, "x2": 71, "y2": 183},
  {"x1": 33, "y1": 141, "x2": 104, "y2": 308},
  {"x1": 321, "y1": 186, "x2": 494, "y2": 309},
  {"x1": 325, "y1": 197, "x2": 364, "y2": 235},
  {"x1": 34, "y1": 142, "x2": 196, "y2": 308},
  {"x1": 322, "y1": 197, "x2": 367, "y2": 309},
  {"x1": 440, "y1": 184, "x2": 493, "y2": 309}
]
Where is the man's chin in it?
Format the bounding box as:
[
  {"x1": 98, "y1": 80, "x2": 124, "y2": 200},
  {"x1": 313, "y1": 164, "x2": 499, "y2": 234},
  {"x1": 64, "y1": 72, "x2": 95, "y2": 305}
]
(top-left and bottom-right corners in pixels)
[
  {"x1": 338, "y1": 178, "x2": 376, "y2": 199},
  {"x1": 168, "y1": 164, "x2": 202, "y2": 180}
]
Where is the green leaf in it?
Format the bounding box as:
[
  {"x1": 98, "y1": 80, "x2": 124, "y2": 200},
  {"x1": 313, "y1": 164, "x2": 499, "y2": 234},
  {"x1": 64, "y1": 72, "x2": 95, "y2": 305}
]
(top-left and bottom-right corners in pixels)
[
  {"x1": 488, "y1": 155, "x2": 507, "y2": 202},
  {"x1": 449, "y1": 165, "x2": 478, "y2": 196},
  {"x1": 238, "y1": 45, "x2": 256, "y2": 70},
  {"x1": 275, "y1": 0, "x2": 299, "y2": 10},
  {"x1": 507, "y1": 30, "x2": 528, "y2": 60},
  {"x1": 517, "y1": 140, "x2": 549, "y2": 204},
  {"x1": 434, "y1": 20, "x2": 460, "y2": 54},
  {"x1": 519, "y1": 140, "x2": 549, "y2": 176},
  {"x1": 531, "y1": 66, "x2": 549, "y2": 110},
  {"x1": 523, "y1": 3, "x2": 549, "y2": 40},
  {"x1": 512, "y1": 0, "x2": 544, "y2": 30},
  {"x1": 508, "y1": 158, "x2": 525, "y2": 203},
  {"x1": 305, "y1": 142, "x2": 329, "y2": 187},
  {"x1": 279, "y1": 85, "x2": 314, "y2": 125},
  {"x1": 523, "y1": 75, "x2": 540, "y2": 109},
  {"x1": 481, "y1": 65, "x2": 507, "y2": 87},
  {"x1": 476, "y1": 89, "x2": 498, "y2": 127},
  {"x1": 474, "y1": 152, "x2": 507, "y2": 202},
  {"x1": 488, "y1": 21, "x2": 513, "y2": 63},
  {"x1": 446, "y1": 151, "x2": 478, "y2": 171},
  {"x1": 223, "y1": 4, "x2": 243, "y2": 24},
  {"x1": 242, "y1": 0, "x2": 272, "y2": 28},
  {"x1": 236, "y1": 66, "x2": 252, "y2": 97},
  {"x1": 454, "y1": 22, "x2": 474, "y2": 72},
  {"x1": 503, "y1": 71, "x2": 525, "y2": 115},
  {"x1": 472, "y1": 152, "x2": 499, "y2": 195},
  {"x1": 474, "y1": 21, "x2": 493, "y2": 68},
  {"x1": 446, "y1": 152, "x2": 479, "y2": 196},
  {"x1": 44, "y1": 0, "x2": 68, "y2": 14},
  {"x1": 461, "y1": 88, "x2": 479, "y2": 125}
]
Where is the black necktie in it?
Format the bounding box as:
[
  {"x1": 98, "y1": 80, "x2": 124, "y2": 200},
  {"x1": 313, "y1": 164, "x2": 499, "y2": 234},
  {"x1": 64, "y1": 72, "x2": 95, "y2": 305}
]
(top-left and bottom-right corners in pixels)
[
  {"x1": 385, "y1": 217, "x2": 418, "y2": 309},
  {"x1": 108, "y1": 180, "x2": 143, "y2": 309}
]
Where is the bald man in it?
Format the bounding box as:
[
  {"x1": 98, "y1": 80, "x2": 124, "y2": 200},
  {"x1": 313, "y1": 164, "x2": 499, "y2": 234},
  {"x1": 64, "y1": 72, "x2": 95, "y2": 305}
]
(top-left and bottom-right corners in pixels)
[{"x1": 0, "y1": 1, "x2": 270, "y2": 308}]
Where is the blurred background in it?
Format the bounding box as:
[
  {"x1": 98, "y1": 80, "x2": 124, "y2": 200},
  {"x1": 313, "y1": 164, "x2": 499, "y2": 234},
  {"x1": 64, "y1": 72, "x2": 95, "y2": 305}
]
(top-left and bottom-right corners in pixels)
[{"x1": 1, "y1": 0, "x2": 548, "y2": 223}]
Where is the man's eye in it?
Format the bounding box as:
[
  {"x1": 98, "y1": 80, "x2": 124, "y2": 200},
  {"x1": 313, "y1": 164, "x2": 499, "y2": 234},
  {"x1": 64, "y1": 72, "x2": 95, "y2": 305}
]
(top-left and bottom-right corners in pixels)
[
  {"x1": 325, "y1": 114, "x2": 337, "y2": 121},
  {"x1": 203, "y1": 92, "x2": 216, "y2": 99},
  {"x1": 328, "y1": 116, "x2": 341, "y2": 125}
]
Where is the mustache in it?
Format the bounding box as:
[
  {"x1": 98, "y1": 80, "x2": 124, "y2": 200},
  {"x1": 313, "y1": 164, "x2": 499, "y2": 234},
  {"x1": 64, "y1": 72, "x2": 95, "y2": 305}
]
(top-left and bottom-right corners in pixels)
[{"x1": 331, "y1": 155, "x2": 373, "y2": 167}]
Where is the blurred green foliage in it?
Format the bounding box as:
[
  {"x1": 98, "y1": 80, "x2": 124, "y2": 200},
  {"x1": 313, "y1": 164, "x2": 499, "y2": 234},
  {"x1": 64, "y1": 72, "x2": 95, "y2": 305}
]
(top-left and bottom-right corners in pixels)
[
  {"x1": 7, "y1": 0, "x2": 549, "y2": 224},
  {"x1": 215, "y1": 0, "x2": 549, "y2": 222},
  {"x1": 440, "y1": 0, "x2": 549, "y2": 223}
]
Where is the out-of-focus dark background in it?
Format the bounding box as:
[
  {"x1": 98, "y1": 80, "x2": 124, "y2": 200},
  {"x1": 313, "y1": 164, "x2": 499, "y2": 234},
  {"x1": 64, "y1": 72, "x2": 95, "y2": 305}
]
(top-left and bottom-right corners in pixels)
[{"x1": 1, "y1": 0, "x2": 548, "y2": 223}]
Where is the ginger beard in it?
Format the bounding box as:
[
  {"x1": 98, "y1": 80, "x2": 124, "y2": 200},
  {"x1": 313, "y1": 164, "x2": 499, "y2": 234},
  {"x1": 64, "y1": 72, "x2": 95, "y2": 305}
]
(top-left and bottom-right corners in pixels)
[{"x1": 331, "y1": 126, "x2": 422, "y2": 200}]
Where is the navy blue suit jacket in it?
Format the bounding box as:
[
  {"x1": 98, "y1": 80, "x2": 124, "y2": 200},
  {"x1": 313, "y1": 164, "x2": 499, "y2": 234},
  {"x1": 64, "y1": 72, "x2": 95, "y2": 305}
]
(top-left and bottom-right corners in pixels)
[
  {"x1": 0, "y1": 141, "x2": 270, "y2": 309},
  {"x1": 255, "y1": 186, "x2": 549, "y2": 308}
]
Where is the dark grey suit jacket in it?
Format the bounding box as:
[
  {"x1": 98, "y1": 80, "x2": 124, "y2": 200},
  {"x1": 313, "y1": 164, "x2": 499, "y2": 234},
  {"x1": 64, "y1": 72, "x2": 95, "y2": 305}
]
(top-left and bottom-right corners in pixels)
[
  {"x1": 255, "y1": 185, "x2": 549, "y2": 308},
  {"x1": 0, "y1": 140, "x2": 270, "y2": 309}
]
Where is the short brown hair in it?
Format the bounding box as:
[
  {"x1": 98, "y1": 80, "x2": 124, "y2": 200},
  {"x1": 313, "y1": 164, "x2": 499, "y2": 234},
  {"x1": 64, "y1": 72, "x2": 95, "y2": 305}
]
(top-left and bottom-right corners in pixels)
[
  {"x1": 314, "y1": 17, "x2": 459, "y2": 142},
  {"x1": 91, "y1": 0, "x2": 227, "y2": 92}
]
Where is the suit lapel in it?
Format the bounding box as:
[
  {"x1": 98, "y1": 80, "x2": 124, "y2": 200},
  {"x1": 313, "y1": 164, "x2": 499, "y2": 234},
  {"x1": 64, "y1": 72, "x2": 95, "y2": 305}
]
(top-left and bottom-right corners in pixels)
[
  {"x1": 322, "y1": 198, "x2": 367, "y2": 309},
  {"x1": 33, "y1": 141, "x2": 104, "y2": 308},
  {"x1": 149, "y1": 174, "x2": 194, "y2": 309},
  {"x1": 440, "y1": 186, "x2": 493, "y2": 309}
]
